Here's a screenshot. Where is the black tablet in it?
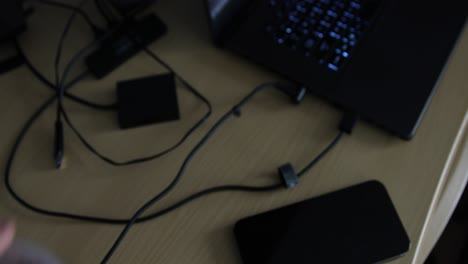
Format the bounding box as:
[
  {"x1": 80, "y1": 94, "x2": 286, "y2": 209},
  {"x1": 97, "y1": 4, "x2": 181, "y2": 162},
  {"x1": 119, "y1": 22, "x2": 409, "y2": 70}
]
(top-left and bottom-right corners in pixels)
[{"x1": 234, "y1": 181, "x2": 410, "y2": 264}]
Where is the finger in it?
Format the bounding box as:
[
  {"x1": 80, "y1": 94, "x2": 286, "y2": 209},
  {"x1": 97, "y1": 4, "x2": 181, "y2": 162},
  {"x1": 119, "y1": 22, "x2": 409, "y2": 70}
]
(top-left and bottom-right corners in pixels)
[{"x1": 0, "y1": 221, "x2": 15, "y2": 256}]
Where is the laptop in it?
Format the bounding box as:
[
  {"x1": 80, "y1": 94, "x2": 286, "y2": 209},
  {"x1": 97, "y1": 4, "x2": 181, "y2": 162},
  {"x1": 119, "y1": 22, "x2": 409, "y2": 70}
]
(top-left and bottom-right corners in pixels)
[{"x1": 205, "y1": 0, "x2": 467, "y2": 139}]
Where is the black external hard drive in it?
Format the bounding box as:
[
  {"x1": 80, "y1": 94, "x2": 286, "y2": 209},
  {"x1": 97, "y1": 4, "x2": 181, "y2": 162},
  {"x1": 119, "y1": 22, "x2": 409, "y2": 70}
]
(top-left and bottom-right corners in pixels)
[{"x1": 234, "y1": 181, "x2": 410, "y2": 264}]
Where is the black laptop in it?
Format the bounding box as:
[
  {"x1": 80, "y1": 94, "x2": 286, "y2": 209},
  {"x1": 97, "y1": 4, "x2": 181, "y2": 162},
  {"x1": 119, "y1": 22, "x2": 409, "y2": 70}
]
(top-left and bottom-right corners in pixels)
[{"x1": 205, "y1": 0, "x2": 467, "y2": 139}]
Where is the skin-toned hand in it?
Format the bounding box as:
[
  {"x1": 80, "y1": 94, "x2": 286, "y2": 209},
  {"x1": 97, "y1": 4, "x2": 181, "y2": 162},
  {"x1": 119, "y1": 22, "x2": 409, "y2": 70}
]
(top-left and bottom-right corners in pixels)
[
  {"x1": 0, "y1": 220, "x2": 62, "y2": 264},
  {"x1": 0, "y1": 221, "x2": 15, "y2": 257}
]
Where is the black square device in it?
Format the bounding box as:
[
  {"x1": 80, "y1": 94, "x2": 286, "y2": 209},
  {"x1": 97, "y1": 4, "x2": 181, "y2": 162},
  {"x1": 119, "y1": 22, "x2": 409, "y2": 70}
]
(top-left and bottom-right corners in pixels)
[{"x1": 117, "y1": 73, "x2": 180, "y2": 129}]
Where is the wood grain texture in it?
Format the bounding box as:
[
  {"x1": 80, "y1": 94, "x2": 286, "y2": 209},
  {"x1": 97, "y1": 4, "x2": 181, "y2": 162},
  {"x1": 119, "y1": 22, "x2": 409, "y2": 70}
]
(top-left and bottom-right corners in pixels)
[{"x1": 0, "y1": 1, "x2": 467, "y2": 263}]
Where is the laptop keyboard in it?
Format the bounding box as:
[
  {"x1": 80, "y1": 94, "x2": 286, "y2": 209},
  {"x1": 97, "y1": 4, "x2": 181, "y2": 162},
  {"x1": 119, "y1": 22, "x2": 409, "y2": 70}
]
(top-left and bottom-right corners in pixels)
[{"x1": 266, "y1": 0, "x2": 381, "y2": 72}]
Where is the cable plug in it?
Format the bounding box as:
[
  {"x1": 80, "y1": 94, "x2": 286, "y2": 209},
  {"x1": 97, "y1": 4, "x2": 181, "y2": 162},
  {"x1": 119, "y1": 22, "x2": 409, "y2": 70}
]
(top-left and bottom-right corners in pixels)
[
  {"x1": 54, "y1": 120, "x2": 64, "y2": 169},
  {"x1": 232, "y1": 106, "x2": 242, "y2": 117},
  {"x1": 339, "y1": 112, "x2": 359, "y2": 134},
  {"x1": 278, "y1": 163, "x2": 299, "y2": 189},
  {"x1": 276, "y1": 84, "x2": 307, "y2": 104}
]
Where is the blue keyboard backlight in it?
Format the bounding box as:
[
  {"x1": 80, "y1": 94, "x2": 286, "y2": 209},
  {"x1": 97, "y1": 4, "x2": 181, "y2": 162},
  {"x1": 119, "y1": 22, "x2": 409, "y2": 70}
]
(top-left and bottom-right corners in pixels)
[{"x1": 328, "y1": 63, "x2": 339, "y2": 71}]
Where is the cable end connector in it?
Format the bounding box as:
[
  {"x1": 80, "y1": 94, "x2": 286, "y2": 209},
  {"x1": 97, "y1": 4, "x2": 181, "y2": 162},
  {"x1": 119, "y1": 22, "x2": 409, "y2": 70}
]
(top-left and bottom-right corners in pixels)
[
  {"x1": 233, "y1": 106, "x2": 242, "y2": 117},
  {"x1": 279, "y1": 163, "x2": 299, "y2": 189},
  {"x1": 54, "y1": 120, "x2": 64, "y2": 169},
  {"x1": 292, "y1": 85, "x2": 307, "y2": 104},
  {"x1": 339, "y1": 112, "x2": 359, "y2": 134},
  {"x1": 277, "y1": 84, "x2": 307, "y2": 104}
]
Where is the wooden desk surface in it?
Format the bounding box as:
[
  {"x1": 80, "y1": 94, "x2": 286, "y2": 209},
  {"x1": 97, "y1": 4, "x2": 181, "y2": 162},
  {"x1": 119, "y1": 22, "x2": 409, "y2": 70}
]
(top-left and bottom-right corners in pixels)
[{"x1": 0, "y1": 1, "x2": 467, "y2": 263}]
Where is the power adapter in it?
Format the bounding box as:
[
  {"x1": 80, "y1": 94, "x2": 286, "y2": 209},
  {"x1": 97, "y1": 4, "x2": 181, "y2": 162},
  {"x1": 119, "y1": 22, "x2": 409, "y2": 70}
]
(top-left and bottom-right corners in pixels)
[{"x1": 116, "y1": 73, "x2": 180, "y2": 129}]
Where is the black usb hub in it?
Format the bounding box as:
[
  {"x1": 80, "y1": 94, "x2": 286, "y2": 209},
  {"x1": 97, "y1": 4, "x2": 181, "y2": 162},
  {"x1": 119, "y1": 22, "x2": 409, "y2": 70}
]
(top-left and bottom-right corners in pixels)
[{"x1": 86, "y1": 14, "x2": 167, "y2": 79}]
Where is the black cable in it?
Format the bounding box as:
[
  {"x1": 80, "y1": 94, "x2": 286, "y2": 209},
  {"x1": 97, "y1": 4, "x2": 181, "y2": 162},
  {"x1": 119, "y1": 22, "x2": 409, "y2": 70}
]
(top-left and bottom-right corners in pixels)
[
  {"x1": 94, "y1": 0, "x2": 114, "y2": 24},
  {"x1": 60, "y1": 95, "x2": 211, "y2": 166},
  {"x1": 4, "y1": 80, "x2": 343, "y2": 225},
  {"x1": 144, "y1": 48, "x2": 207, "y2": 106},
  {"x1": 55, "y1": 0, "x2": 90, "y2": 114},
  {"x1": 99, "y1": 96, "x2": 256, "y2": 263},
  {"x1": 99, "y1": 82, "x2": 345, "y2": 263},
  {"x1": 4, "y1": 82, "x2": 281, "y2": 227},
  {"x1": 14, "y1": 39, "x2": 118, "y2": 110},
  {"x1": 19, "y1": 1, "x2": 118, "y2": 111},
  {"x1": 297, "y1": 131, "x2": 345, "y2": 177},
  {"x1": 52, "y1": 6, "x2": 141, "y2": 114},
  {"x1": 3, "y1": 72, "x2": 89, "y2": 216},
  {"x1": 36, "y1": 0, "x2": 103, "y2": 35},
  {"x1": 52, "y1": 0, "x2": 95, "y2": 168},
  {"x1": 3, "y1": 76, "x2": 345, "y2": 262},
  {"x1": 99, "y1": 0, "x2": 120, "y2": 21}
]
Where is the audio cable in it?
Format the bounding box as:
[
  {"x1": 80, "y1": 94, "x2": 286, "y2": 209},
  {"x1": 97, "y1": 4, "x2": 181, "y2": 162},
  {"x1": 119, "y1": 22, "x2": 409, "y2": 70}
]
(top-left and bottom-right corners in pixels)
[
  {"x1": 34, "y1": 0, "x2": 104, "y2": 36},
  {"x1": 53, "y1": 0, "x2": 93, "y2": 168}
]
